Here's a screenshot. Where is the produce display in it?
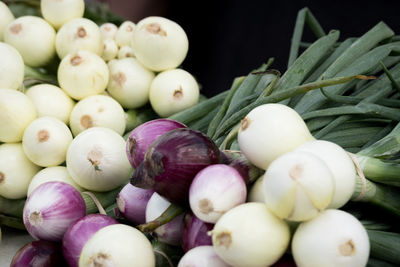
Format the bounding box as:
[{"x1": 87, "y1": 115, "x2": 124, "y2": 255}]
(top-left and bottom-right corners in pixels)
[{"x1": 1, "y1": 1, "x2": 400, "y2": 266}]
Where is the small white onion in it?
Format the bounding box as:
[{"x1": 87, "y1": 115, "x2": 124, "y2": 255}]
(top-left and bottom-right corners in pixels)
[
  {"x1": 115, "y1": 21, "x2": 135, "y2": 48},
  {"x1": 0, "y1": 143, "x2": 41, "y2": 199},
  {"x1": 107, "y1": 58, "x2": 155, "y2": 109},
  {"x1": 0, "y1": 88, "x2": 37, "y2": 143},
  {"x1": 0, "y1": 1, "x2": 14, "y2": 41},
  {"x1": 69, "y1": 94, "x2": 126, "y2": 136},
  {"x1": 178, "y1": 246, "x2": 230, "y2": 267},
  {"x1": 100, "y1": 22, "x2": 118, "y2": 40},
  {"x1": 4, "y1": 16, "x2": 56, "y2": 67},
  {"x1": 40, "y1": 0, "x2": 85, "y2": 30},
  {"x1": 247, "y1": 175, "x2": 265, "y2": 203},
  {"x1": 132, "y1": 16, "x2": 188, "y2": 71},
  {"x1": 27, "y1": 166, "x2": 83, "y2": 196},
  {"x1": 149, "y1": 68, "x2": 199, "y2": 117},
  {"x1": 58, "y1": 50, "x2": 109, "y2": 100},
  {"x1": 102, "y1": 38, "x2": 118, "y2": 61},
  {"x1": 117, "y1": 45, "x2": 135, "y2": 59},
  {"x1": 0, "y1": 41, "x2": 24, "y2": 90},
  {"x1": 292, "y1": 209, "x2": 370, "y2": 267},
  {"x1": 56, "y1": 18, "x2": 103, "y2": 59},
  {"x1": 25, "y1": 84, "x2": 75, "y2": 124},
  {"x1": 22, "y1": 117, "x2": 73, "y2": 167},
  {"x1": 66, "y1": 127, "x2": 132, "y2": 192}
]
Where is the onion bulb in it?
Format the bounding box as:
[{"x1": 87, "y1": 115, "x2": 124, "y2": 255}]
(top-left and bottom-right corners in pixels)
[
  {"x1": 55, "y1": 18, "x2": 102, "y2": 59},
  {"x1": 0, "y1": 42, "x2": 24, "y2": 90},
  {"x1": 292, "y1": 209, "x2": 370, "y2": 267},
  {"x1": 0, "y1": 1, "x2": 14, "y2": 42},
  {"x1": 58, "y1": 50, "x2": 109, "y2": 100},
  {"x1": 100, "y1": 22, "x2": 118, "y2": 40},
  {"x1": 41, "y1": 0, "x2": 85, "y2": 30},
  {"x1": 117, "y1": 45, "x2": 135, "y2": 59},
  {"x1": 69, "y1": 94, "x2": 126, "y2": 136},
  {"x1": 247, "y1": 175, "x2": 265, "y2": 203},
  {"x1": 25, "y1": 84, "x2": 75, "y2": 124},
  {"x1": 66, "y1": 127, "x2": 132, "y2": 192},
  {"x1": 178, "y1": 246, "x2": 230, "y2": 267},
  {"x1": 182, "y1": 212, "x2": 213, "y2": 253},
  {"x1": 132, "y1": 16, "x2": 188, "y2": 71},
  {"x1": 149, "y1": 68, "x2": 199, "y2": 117},
  {"x1": 79, "y1": 224, "x2": 155, "y2": 267},
  {"x1": 262, "y1": 150, "x2": 335, "y2": 222},
  {"x1": 107, "y1": 58, "x2": 155, "y2": 109},
  {"x1": 0, "y1": 143, "x2": 41, "y2": 199},
  {"x1": 115, "y1": 21, "x2": 135, "y2": 48},
  {"x1": 10, "y1": 240, "x2": 64, "y2": 267},
  {"x1": 0, "y1": 88, "x2": 37, "y2": 143},
  {"x1": 4, "y1": 16, "x2": 56, "y2": 67},
  {"x1": 238, "y1": 103, "x2": 315, "y2": 170},
  {"x1": 101, "y1": 38, "x2": 118, "y2": 61},
  {"x1": 211, "y1": 202, "x2": 290, "y2": 267}
]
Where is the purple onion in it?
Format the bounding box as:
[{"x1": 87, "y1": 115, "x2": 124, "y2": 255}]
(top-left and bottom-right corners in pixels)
[
  {"x1": 23, "y1": 181, "x2": 86, "y2": 242},
  {"x1": 10, "y1": 240, "x2": 66, "y2": 267},
  {"x1": 126, "y1": 118, "x2": 186, "y2": 168},
  {"x1": 131, "y1": 128, "x2": 221, "y2": 205},
  {"x1": 62, "y1": 214, "x2": 118, "y2": 267},
  {"x1": 182, "y1": 212, "x2": 213, "y2": 252},
  {"x1": 177, "y1": 246, "x2": 230, "y2": 267},
  {"x1": 116, "y1": 183, "x2": 154, "y2": 225},
  {"x1": 221, "y1": 150, "x2": 264, "y2": 184}
]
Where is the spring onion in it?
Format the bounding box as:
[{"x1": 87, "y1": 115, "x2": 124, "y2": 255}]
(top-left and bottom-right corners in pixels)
[
  {"x1": 40, "y1": 0, "x2": 85, "y2": 30},
  {"x1": 115, "y1": 20, "x2": 135, "y2": 48},
  {"x1": 117, "y1": 45, "x2": 135, "y2": 59},
  {"x1": 101, "y1": 38, "x2": 118, "y2": 61},
  {"x1": 182, "y1": 212, "x2": 213, "y2": 253},
  {"x1": 100, "y1": 22, "x2": 118, "y2": 40},
  {"x1": 10, "y1": 240, "x2": 64, "y2": 267},
  {"x1": 178, "y1": 246, "x2": 230, "y2": 267},
  {"x1": 0, "y1": 1, "x2": 14, "y2": 42},
  {"x1": 0, "y1": 42, "x2": 24, "y2": 90}
]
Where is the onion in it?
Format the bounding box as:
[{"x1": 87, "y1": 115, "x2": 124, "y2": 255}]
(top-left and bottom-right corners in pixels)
[
  {"x1": 189, "y1": 164, "x2": 247, "y2": 223},
  {"x1": 0, "y1": 143, "x2": 41, "y2": 199},
  {"x1": 145, "y1": 192, "x2": 184, "y2": 246},
  {"x1": 107, "y1": 57, "x2": 155, "y2": 109},
  {"x1": 0, "y1": 88, "x2": 37, "y2": 143},
  {"x1": 115, "y1": 21, "x2": 135, "y2": 48},
  {"x1": 182, "y1": 212, "x2": 213, "y2": 253},
  {"x1": 23, "y1": 181, "x2": 86, "y2": 241},
  {"x1": 237, "y1": 103, "x2": 315, "y2": 170},
  {"x1": 27, "y1": 166, "x2": 83, "y2": 196},
  {"x1": 149, "y1": 68, "x2": 200, "y2": 117},
  {"x1": 117, "y1": 45, "x2": 135, "y2": 59},
  {"x1": 4, "y1": 16, "x2": 56, "y2": 67},
  {"x1": 211, "y1": 202, "x2": 290, "y2": 267},
  {"x1": 10, "y1": 240, "x2": 65, "y2": 267},
  {"x1": 178, "y1": 246, "x2": 230, "y2": 267},
  {"x1": 0, "y1": 1, "x2": 14, "y2": 42},
  {"x1": 0, "y1": 42, "x2": 24, "y2": 90},
  {"x1": 66, "y1": 127, "x2": 132, "y2": 191},
  {"x1": 40, "y1": 0, "x2": 85, "y2": 30},
  {"x1": 55, "y1": 18, "x2": 102, "y2": 59},
  {"x1": 100, "y1": 22, "x2": 118, "y2": 40},
  {"x1": 262, "y1": 150, "x2": 335, "y2": 221},
  {"x1": 126, "y1": 118, "x2": 186, "y2": 168},
  {"x1": 292, "y1": 209, "x2": 370, "y2": 267},
  {"x1": 101, "y1": 38, "x2": 118, "y2": 61},
  {"x1": 69, "y1": 94, "x2": 126, "y2": 136},
  {"x1": 221, "y1": 150, "x2": 264, "y2": 184},
  {"x1": 79, "y1": 224, "x2": 155, "y2": 267},
  {"x1": 25, "y1": 84, "x2": 75, "y2": 124},
  {"x1": 131, "y1": 128, "x2": 220, "y2": 205},
  {"x1": 116, "y1": 183, "x2": 154, "y2": 225},
  {"x1": 131, "y1": 16, "x2": 188, "y2": 71},
  {"x1": 247, "y1": 175, "x2": 265, "y2": 203},
  {"x1": 58, "y1": 50, "x2": 109, "y2": 100},
  {"x1": 22, "y1": 117, "x2": 73, "y2": 167},
  {"x1": 62, "y1": 214, "x2": 118, "y2": 267}
]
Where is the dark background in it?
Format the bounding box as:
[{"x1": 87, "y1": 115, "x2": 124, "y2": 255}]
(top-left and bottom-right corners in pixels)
[{"x1": 105, "y1": 0, "x2": 400, "y2": 97}]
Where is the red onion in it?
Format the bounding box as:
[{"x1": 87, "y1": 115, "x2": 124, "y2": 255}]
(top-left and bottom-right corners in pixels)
[
  {"x1": 23, "y1": 181, "x2": 86, "y2": 241},
  {"x1": 62, "y1": 214, "x2": 118, "y2": 267},
  {"x1": 131, "y1": 128, "x2": 221, "y2": 205},
  {"x1": 182, "y1": 212, "x2": 213, "y2": 252},
  {"x1": 116, "y1": 183, "x2": 154, "y2": 225},
  {"x1": 126, "y1": 118, "x2": 186, "y2": 168},
  {"x1": 10, "y1": 240, "x2": 66, "y2": 267},
  {"x1": 221, "y1": 150, "x2": 264, "y2": 184}
]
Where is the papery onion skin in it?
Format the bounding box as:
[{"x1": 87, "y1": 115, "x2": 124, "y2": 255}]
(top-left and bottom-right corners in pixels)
[
  {"x1": 62, "y1": 214, "x2": 118, "y2": 267},
  {"x1": 182, "y1": 212, "x2": 213, "y2": 253}
]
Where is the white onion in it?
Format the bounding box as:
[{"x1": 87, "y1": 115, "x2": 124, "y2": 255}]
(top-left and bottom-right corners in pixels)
[
  {"x1": 292, "y1": 209, "x2": 370, "y2": 267},
  {"x1": 40, "y1": 0, "x2": 85, "y2": 30},
  {"x1": 4, "y1": 16, "x2": 56, "y2": 67},
  {"x1": 22, "y1": 117, "x2": 73, "y2": 167},
  {"x1": 69, "y1": 94, "x2": 126, "y2": 136},
  {"x1": 238, "y1": 103, "x2": 315, "y2": 170},
  {"x1": 25, "y1": 84, "x2": 75, "y2": 124},
  {"x1": 55, "y1": 18, "x2": 103, "y2": 59},
  {"x1": 66, "y1": 127, "x2": 132, "y2": 191},
  {"x1": 211, "y1": 202, "x2": 290, "y2": 267},
  {"x1": 131, "y1": 16, "x2": 188, "y2": 71},
  {"x1": 79, "y1": 224, "x2": 155, "y2": 267},
  {"x1": 0, "y1": 143, "x2": 41, "y2": 199},
  {"x1": 100, "y1": 22, "x2": 118, "y2": 40},
  {"x1": 115, "y1": 21, "x2": 135, "y2": 48},
  {"x1": 58, "y1": 50, "x2": 109, "y2": 100},
  {"x1": 102, "y1": 38, "x2": 118, "y2": 61},
  {"x1": 178, "y1": 246, "x2": 230, "y2": 267},
  {"x1": 117, "y1": 45, "x2": 135, "y2": 59},
  {"x1": 0, "y1": 1, "x2": 14, "y2": 42},
  {"x1": 0, "y1": 88, "x2": 37, "y2": 143},
  {"x1": 149, "y1": 68, "x2": 199, "y2": 117},
  {"x1": 107, "y1": 58, "x2": 155, "y2": 109},
  {"x1": 247, "y1": 175, "x2": 265, "y2": 203},
  {"x1": 0, "y1": 42, "x2": 24, "y2": 90}
]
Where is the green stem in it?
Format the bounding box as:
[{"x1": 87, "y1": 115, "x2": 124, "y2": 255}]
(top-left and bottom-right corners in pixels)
[
  {"x1": 0, "y1": 214, "x2": 26, "y2": 230},
  {"x1": 137, "y1": 204, "x2": 185, "y2": 233}
]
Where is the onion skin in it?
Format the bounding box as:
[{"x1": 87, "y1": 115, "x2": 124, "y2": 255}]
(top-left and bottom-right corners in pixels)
[
  {"x1": 182, "y1": 212, "x2": 213, "y2": 253},
  {"x1": 221, "y1": 150, "x2": 264, "y2": 184},
  {"x1": 131, "y1": 128, "x2": 221, "y2": 205}
]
